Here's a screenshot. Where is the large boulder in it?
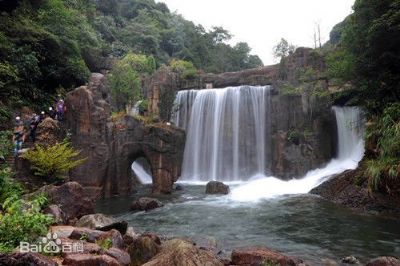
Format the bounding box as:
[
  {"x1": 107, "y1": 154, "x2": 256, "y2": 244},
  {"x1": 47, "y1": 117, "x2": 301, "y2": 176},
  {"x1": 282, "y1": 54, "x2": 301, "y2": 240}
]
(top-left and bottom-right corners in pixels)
[
  {"x1": 205, "y1": 181, "x2": 230, "y2": 195},
  {"x1": 0, "y1": 252, "x2": 57, "y2": 266},
  {"x1": 38, "y1": 182, "x2": 94, "y2": 223},
  {"x1": 366, "y1": 257, "x2": 400, "y2": 266},
  {"x1": 43, "y1": 204, "x2": 66, "y2": 225},
  {"x1": 142, "y1": 239, "x2": 223, "y2": 266},
  {"x1": 231, "y1": 247, "x2": 300, "y2": 266},
  {"x1": 75, "y1": 213, "x2": 128, "y2": 235},
  {"x1": 130, "y1": 197, "x2": 164, "y2": 212},
  {"x1": 128, "y1": 235, "x2": 161, "y2": 266}
]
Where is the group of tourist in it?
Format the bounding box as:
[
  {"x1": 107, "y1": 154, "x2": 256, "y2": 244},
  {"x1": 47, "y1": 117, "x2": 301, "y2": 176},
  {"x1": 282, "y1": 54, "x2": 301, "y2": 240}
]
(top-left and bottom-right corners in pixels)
[{"x1": 12, "y1": 96, "x2": 66, "y2": 157}]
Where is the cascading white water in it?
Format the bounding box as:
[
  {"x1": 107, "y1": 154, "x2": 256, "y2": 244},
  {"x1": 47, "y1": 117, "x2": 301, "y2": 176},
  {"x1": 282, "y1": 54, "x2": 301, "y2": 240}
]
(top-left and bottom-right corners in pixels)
[
  {"x1": 173, "y1": 86, "x2": 271, "y2": 182},
  {"x1": 230, "y1": 106, "x2": 365, "y2": 201},
  {"x1": 131, "y1": 161, "x2": 152, "y2": 184}
]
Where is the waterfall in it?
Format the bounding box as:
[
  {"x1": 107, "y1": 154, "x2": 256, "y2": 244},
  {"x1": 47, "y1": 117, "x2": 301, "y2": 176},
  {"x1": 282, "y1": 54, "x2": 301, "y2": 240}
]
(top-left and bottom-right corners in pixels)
[
  {"x1": 173, "y1": 86, "x2": 271, "y2": 182},
  {"x1": 230, "y1": 106, "x2": 365, "y2": 201}
]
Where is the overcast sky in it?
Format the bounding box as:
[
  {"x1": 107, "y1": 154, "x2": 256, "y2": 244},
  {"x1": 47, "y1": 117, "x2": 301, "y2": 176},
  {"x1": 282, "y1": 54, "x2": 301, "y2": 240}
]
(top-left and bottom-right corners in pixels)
[{"x1": 156, "y1": 0, "x2": 354, "y2": 65}]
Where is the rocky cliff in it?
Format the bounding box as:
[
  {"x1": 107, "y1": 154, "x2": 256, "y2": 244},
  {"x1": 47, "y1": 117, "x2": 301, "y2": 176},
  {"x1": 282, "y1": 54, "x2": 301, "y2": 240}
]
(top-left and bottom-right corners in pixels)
[
  {"x1": 144, "y1": 47, "x2": 335, "y2": 178},
  {"x1": 66, "y1": 73, "x2": 185, "y2": 199}
]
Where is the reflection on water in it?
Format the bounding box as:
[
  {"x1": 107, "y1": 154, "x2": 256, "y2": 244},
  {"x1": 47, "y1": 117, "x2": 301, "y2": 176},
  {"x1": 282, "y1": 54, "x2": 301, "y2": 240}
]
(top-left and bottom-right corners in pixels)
[{"x1": 96, "y1": 185, "x2": 400, "y2": 265}]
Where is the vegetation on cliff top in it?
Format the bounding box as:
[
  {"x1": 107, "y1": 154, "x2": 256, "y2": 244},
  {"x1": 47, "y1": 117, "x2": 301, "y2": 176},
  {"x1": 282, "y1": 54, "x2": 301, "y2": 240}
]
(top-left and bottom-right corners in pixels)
[{"x1": 0, "y1": 0, "x2": 263, "y2": 119}]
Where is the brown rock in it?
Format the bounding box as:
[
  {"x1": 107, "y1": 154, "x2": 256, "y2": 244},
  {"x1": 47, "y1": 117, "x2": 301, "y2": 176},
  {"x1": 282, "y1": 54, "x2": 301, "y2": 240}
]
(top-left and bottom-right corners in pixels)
[
  {"x1": 231, "y1": 247, "x2": 299, "y2": 266},
  {"x1": 58, "y1": 238, "x2": 102, "y2": 255},
  {"x1": 0, "y1": 252, "x2": 57, "y2": 266},
  {"x1": 37, "y1": 182, "x2": 94, "y2": 223},
  {"x1": 127, "y1": 235, "x2": 161, "y2": 266},
  {"x1": 142, "y1": 238, "x2": 223, "y2": 266},
  {"x1": 35, "y1": 118, "x2": 65, "y2": 146},
  {"x1": 205, "y1": 181, "x2": 230, "y2": 195},
  {"x1": 366, "y1": 257, "x2": 400, "y2": 266},
  {"x1": 130, "y1": 197, "x2": 164, "y2": 212},
  {"x1": 105, "y1": 247, "x2": 131, "y2": 265},
  {"x1": 75, "y1": 213, "x2": 128, "y2": 235},
  {"x1": 62, "y1": 253, "x2": 120, "y2": 266},
  {"x1": 44, "y1": 204, "x2": 66, "y2": 225}
]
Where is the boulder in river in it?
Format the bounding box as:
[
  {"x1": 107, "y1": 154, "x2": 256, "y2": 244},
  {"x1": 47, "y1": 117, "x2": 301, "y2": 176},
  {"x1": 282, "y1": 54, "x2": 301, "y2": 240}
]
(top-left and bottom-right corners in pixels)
[
  {"x1": 231, "y1": 247, "x2": 300, "y2": 266},
  {"x1": 205, "y1": 181, "x2": 230, "y2": 195},
  {"x1": 366, "y1": 256, "x2": 400, "y2": 266},
  {"x1": 130, "y1": 197, "x2": 164, "y2": 212}
]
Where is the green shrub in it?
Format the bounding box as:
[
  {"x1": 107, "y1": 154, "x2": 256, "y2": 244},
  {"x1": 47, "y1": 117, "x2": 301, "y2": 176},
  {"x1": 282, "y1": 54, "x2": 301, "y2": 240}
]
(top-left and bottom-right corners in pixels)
[
  {"x1": 95, "y1": 238, "x2": 112, "y2": 250},
  {"x1": 0, "y1": 194, "x2": 53, "y2": 253},
  {"x1": 0, "y1": 131, "x2": 13, "y2": 158},
  {"x1": 169, "y1": 59, "x2": 197, "y2": 79},
  {"x1": 366, "y1": 103, "x2": 400, "y2": 191},
  {"x1": 0, "y1": 167, "x2": 23, "y2": 205},
  {"x1": 22, "y1": 142, "x2": 86, "y2": 183}
]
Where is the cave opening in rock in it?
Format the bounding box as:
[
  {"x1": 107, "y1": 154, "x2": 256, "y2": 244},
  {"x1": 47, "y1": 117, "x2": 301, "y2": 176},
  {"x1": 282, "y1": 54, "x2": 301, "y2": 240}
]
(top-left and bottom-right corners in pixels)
[{"x1": 131, "y1": 157, "x2": 153, "y2": 185}]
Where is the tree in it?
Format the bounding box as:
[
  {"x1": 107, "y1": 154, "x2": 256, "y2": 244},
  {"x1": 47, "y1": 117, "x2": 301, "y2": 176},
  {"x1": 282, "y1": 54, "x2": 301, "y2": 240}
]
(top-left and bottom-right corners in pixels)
[
  {"x1": 108, "y1": 52, "x2": 156, "y2": 111},
  {"x1": 273, "y1": 38, "x2": 296, "y2": 60}
]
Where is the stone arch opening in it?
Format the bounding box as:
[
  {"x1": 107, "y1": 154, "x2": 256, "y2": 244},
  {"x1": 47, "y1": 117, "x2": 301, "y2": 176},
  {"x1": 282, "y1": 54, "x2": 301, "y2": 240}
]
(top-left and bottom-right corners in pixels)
[{"x1": 127, "y1": 151, "x2": 154, "y2": 188}]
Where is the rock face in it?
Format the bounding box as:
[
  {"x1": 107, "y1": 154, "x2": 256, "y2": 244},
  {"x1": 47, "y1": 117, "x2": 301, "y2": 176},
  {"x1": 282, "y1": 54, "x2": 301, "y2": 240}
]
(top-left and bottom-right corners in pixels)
[
  {"x1": 142, "y1": 239, "x2": 223, "y2": 266},
  {"x1": 130, "y1": 197, "x2": 164, "y2": 212},
  {"x1": 231, "y1": 247, "x2": 300, "y2": 266},
  {"x1": 35, "y1": 118, "x2": 65, "y2": 146},
  {"x1": 366, "y1": 257, "x2": 400, "y2": 266},
  {"x1": 66, "y1": 73, "x2": 185, "y2": 199},
  {"x1": 205, "y1": 181, "x2": 230, "y2": 195},
  {"x1": 144, "y1": 48, "x2": 335, "y2": 179}
]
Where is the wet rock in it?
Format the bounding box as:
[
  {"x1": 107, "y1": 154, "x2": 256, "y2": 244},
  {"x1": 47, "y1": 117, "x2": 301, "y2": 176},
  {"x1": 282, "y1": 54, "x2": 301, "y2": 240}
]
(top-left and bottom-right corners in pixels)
[
  {"x1": 366, "y1": 256, "x2": 400, "y2": 266},
  {"x1": 63, "y1": 253, "x2": 120, "y2": 266},
  {"x1": 36, "y1": 182, "x2": 94, "y2": 223},
  {"x1": 231, "y1": 247, "x2": 299, "y2": 266},
  {"x1": 342, "y1": 256, "x2": 360, "y2": 264},
  {"x1": 130, "y1": 197, "x2": 164, "y2": 212},
  {"x1": 128, "y1": 234, "x2": 161, "y2": 266},
  {"x1": 321, "y1": 258, "x2": 338, "y2": 266},
  {"x1": 142, "y1": 238, "x2": 223, "y2": 266},
  {"x1": 75, "y1": 213, "x2": 128, "y2": 235},
  {"x1": 0, "y1": 252, "x2": 57, "y2": 266},
  {"x1": 105, "y1": 247, "x2": 131, "y2": 265},
  {"x1": 205, "y1": 181, "x2": 230, "y2": 195},
  {"x1": 175, "y1": 184, "x2": 184, "y2": 191},
  {"x1": 43, "y1": 204, "x2": 66, "y2": 225}
]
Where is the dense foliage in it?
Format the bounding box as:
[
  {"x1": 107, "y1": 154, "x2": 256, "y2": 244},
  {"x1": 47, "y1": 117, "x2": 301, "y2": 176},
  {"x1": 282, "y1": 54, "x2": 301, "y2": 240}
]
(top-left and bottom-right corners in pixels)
[
  {"x1": 327, "y1": 0, "x2": 400, "y2": 191},
  {"x1": 22, "y1": 141, "x2": 86, "y2": 183},
  {"x1": 0, "y1": 0, "x2": 263, "y2": 113},
  {"x1": 0, "y1": 155, "x2": 52, "y2": 253}
]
